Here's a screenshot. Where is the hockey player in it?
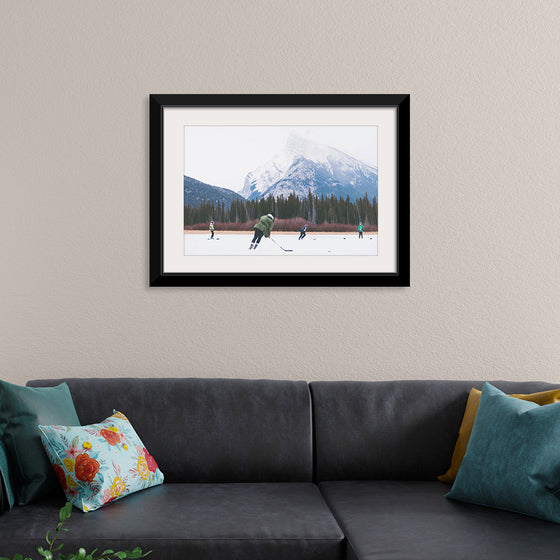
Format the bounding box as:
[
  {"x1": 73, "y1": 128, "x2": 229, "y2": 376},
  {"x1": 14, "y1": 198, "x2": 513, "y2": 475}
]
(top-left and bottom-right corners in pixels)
[
  {"x1": 249, "y1": 213, "x2": 274, "y2": 250},
  {"x1": 299, "y1": 224, "x2": 308, "y2": 240},
  {"x1": 358, "y1": 222, "x2": 364, "y2": 239},
  {"x1": 209, "y1": 220, "x2": 215, "y2": 239}
]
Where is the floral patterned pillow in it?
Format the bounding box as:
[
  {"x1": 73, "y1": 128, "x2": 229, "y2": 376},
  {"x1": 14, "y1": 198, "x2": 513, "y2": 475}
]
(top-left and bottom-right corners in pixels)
[{"x1": 39, "y1": 411, "x2": 164, "y2": 512}]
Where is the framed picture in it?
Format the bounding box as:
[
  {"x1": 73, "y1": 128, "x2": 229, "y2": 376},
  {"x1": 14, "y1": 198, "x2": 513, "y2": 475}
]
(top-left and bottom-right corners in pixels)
[{"x1": 150, "y1": 94, "x2": 409, "y2": 287}]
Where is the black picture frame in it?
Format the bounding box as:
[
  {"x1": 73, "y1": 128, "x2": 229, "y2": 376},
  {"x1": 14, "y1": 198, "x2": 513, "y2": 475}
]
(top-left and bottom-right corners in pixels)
[{"x1": 150, "y1": 94, "x2": 409, "y2": 287}]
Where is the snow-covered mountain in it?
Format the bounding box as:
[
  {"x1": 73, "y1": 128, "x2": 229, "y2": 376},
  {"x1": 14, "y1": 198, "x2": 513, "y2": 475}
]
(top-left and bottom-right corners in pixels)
[{"x1": 240, "y1": 133, "x2": 378, "y2": 202}]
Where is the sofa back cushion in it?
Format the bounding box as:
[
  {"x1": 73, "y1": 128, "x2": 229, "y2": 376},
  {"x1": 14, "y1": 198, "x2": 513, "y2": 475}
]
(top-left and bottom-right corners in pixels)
[
  {"x1": 27, "y1": 378, "x2": 313, "y2": 483},
  {"x1": 310, "y1": 380, "x2": 560, "y2": 481}
]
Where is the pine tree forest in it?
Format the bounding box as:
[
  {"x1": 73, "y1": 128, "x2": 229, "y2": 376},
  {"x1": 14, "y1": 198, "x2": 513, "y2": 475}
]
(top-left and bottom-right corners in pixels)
[{"x1": 184, "y1": 191, "x2": 378, "y2": 232}]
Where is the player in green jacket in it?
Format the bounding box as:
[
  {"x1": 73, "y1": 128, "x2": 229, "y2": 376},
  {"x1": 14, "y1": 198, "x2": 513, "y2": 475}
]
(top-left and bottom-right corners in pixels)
[
  {"x1": 358, "y1": 222, "x2": 364, "y2": 239},
  {"x1": 250, "y1": 213, "x2": 274, "y2": 250},
  {"x1": 209, "y1": 220, "x2": 215, "y2": 239}
]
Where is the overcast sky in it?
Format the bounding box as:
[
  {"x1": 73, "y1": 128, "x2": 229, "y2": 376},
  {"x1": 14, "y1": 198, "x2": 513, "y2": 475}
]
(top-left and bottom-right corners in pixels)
[{"x1": 184, "y1": 126, "x2": 378, "y2": 192}]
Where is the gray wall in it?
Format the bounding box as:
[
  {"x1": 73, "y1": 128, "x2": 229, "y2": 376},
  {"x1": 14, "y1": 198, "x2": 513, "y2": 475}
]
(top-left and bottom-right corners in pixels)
[{"x1": 2, "y1": 1, "x2": 560, "y2": 384}]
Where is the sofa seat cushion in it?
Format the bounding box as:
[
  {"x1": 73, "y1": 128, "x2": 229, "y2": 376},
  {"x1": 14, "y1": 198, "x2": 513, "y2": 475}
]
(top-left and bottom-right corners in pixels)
[
  {"x1": 319, "y1": 481, "x2": 560, "y2": 560},
  {"x1": 0, "y1": 483, "x2": 344, "y2": 560}
]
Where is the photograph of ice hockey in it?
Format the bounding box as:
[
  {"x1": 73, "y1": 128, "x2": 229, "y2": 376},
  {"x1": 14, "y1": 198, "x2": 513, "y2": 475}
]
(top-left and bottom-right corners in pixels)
[{"x1": 183, "y1": 125, "x2": 378, "y2": 256}]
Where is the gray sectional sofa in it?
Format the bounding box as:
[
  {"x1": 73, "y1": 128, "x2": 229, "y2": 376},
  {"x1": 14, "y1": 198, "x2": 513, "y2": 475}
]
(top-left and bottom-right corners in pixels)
[{"x1": 1, "y1": 377, "x2": 559, "y2": 559}]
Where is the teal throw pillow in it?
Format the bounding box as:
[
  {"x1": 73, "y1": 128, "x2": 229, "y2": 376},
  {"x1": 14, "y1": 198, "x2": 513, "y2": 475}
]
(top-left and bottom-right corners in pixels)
[
  {"x1": 39, "y1": 411, "x2": 164, "y2": 512},
  {"x1": 446, "y1": 381, "x2": 560, "y2": 523},
  {"x1": 0, "y1": 380, "x2": 80, "y2": 505}
]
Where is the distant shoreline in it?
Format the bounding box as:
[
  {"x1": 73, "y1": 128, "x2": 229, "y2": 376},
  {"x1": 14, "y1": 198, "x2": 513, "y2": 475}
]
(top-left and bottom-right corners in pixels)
[{"x1": 184, "y1": 230, "x2": 377, "y2": 236}]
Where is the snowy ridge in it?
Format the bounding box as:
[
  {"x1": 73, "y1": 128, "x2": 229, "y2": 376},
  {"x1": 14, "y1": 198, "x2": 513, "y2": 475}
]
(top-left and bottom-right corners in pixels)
[
  {"x1": 241, "y1": 150, "x2": 292, "y2": 199},
  {"x1": 240, "y1": 133, "x2": 378, "y2": 203},
  {"x1": 286, "y1": 133, "x2": 377, "y2": 174}
]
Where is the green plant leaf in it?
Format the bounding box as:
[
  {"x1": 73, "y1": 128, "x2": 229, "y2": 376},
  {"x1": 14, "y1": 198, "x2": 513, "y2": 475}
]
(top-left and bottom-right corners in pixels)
[
  {"x1": 99, "y1": 552, "x2": 113, "y2": 557},
  {"x1": 54, "y1": 545, "x2": 64, "y2": 551},
  {"x1": 59, "y1": 503, "x2": 72, "y2": 522},
  {"x1": 64, "y1": 503, "x2": 73, "y2": 518},
  {"x1": 114, "y1": 553, "x2": 127, "y2": 559},
  {"x1": 14, "y1": 554, "x2": 23, "y2": 560}
]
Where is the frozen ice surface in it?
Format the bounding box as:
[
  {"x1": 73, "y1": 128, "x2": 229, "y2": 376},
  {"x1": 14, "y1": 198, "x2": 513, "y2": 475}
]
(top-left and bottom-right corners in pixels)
[{"x1": 184, "y1": 233, "x2": 378, "y2": 256}]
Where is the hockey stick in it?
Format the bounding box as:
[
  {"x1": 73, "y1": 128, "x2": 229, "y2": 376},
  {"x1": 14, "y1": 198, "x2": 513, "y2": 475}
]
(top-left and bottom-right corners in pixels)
[{"x1": 270, "y1": 237, "x2": 293, "y2": 252}]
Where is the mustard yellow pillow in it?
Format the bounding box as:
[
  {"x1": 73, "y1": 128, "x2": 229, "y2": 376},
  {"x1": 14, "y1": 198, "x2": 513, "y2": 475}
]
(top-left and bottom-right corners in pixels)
[{"x1": 438, "y1": 387, "x2": 560, "y2": 484}]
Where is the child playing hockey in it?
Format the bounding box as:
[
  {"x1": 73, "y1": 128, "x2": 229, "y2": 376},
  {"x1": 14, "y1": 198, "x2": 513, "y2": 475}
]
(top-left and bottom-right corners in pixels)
[
  {"x1": 249, "y1": 213, "x2": 274, "y2": 249},
  {"x1": 299, "y1": 224, "x2": 308, "y2": 240},
  {"x1": 209, "y1": 220, "x2": 215, "y2": 239}
]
